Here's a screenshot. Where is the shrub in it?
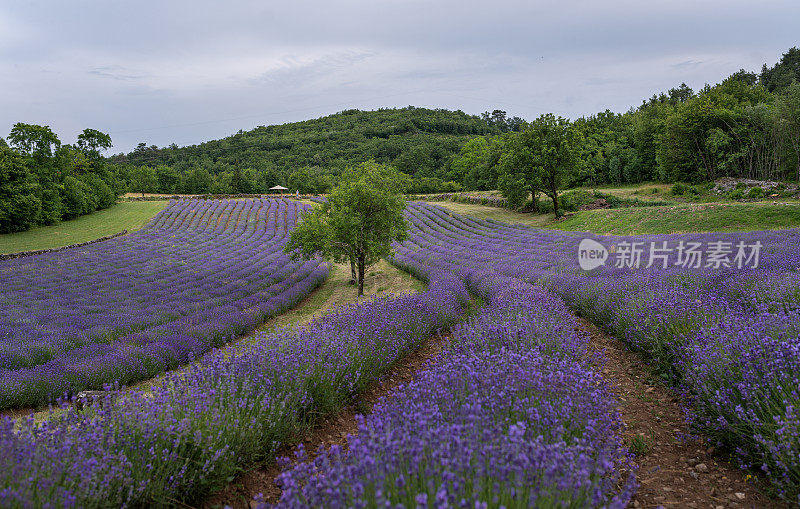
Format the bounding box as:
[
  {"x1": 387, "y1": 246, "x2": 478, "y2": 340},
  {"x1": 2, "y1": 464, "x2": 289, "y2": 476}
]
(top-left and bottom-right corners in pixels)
[
  {"x1": 91, "y1": 177, "x2": 116, "y2": 210},
  {"x1": 38, "y1": 185, "x2": 63, "y2": 225},
  {"x1": 727, "y1": 188, "x2": 744, "y2": 200},
  {"x1": 559, "y1": 189, "x2": 594, "y2": 211},
  {"x1": 61, "y1": 176, "x2": 92, "y2": 219},
  {"x1": 747, "y1": 186, "x2": 764, "y2": 199},
  {"x1": 671, "y1": 182, "x2": 688, "y2": 195},
  {"x1": 497, "y1": 174, "x2": 529, "y2": 209}
]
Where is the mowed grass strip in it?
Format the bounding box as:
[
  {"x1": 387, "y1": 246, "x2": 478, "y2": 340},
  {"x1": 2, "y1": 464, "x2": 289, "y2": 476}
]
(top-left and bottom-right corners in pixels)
[
  {"x1": 260, "y1": 259, "x2": 426, "y2": 332},
  {"x1": 427, "y1": 200, "x2": 800, "y2": 234},
  {"x1": 0, "y1": 201, "x2": 168, "y2": 253},
  {"x1": 424, "y1": 201, "x2": 554, "y2": 228},
  {"x1": 550, "y1": 202, "x2": 800, "y2": 234}
]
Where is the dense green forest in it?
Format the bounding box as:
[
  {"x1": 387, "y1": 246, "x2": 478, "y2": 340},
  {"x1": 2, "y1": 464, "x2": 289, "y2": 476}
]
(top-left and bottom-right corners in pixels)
[
  {"x1": 110, "y1": 107, "x2": 522, "y2": 195},
  {"x1": 2, "y1": 47, "x2": 798, "y2": 233},
  {"x1": 453, "y1": 47, "x2": 800, "y2": 215},
  {"x1": 0, "y1": 125, "x2": 123, "y2": 233}
]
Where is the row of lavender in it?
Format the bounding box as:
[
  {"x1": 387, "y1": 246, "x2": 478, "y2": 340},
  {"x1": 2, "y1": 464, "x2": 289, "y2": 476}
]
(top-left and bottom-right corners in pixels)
[
  {"x1": 267, "y1": 275, "x2": 635, "y2": 508},
  {"x1": 395, "y1": 202, "x2": 800, "y2": 501},
  {"x1": 0, "y1": 198, "x2": 328, "y2": 408},
  {"x1": 0, "y1": 273, "x2": 467, "y2": 507}
]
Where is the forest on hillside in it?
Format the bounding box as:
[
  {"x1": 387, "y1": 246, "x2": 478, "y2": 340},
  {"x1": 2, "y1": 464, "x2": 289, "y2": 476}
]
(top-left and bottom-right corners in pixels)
[
  {"x1": 454, "y1": 47, "x2": 800, "y2": 192},
  {"x1": 113, "y1": 47, "x2": 800, "y2": 198},
  {"x1": 109, "y1": 107, "x2": 521, "y2": 195}
]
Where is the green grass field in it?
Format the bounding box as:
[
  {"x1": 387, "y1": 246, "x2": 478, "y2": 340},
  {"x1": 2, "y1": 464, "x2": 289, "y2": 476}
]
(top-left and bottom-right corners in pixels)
[
  {"x1": 428, "y1": 200, "x2": 800, "y2": 234},
  {"x1": 0, "y1": 201, "x2": 167, "y2": 254},
  {"x1": 550, "y1": 202, "x2": 800, "y2": 234}
]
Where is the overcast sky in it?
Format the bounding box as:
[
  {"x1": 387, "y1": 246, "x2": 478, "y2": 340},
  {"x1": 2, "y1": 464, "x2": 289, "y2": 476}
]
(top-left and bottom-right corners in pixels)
[{"x1": 1, "y1": 1, "x2": 798, "y2": 154}]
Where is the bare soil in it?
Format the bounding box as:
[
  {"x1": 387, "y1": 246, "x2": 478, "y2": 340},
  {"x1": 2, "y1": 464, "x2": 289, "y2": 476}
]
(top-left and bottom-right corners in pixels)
[
  {"x1": 580, "y1": 198, "x2": 611, "y2": 210},
  {"x1": 204, "y1": 332, "x2": 451, "y2": 509},
  {"x1": 578, "y1": 317, "x2": 784, "y2": 509}
]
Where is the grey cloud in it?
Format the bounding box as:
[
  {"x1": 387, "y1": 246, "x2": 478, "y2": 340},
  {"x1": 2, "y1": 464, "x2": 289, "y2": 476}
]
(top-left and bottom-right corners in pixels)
[
  {"x1": 87, "y1": 66, "x2": 146, "y2": 81},
  {"x1": 1, "y1": 1, "x2": 798, "y2": 152},
  {"x1": 672, "y1": 60, "x2": 705, "y2": 69}
]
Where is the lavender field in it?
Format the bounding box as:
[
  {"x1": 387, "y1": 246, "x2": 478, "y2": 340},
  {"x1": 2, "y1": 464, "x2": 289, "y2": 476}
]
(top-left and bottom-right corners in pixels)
[
  {"x1": 3, "y1": 200, "x2": 800, "y2": 506},
  {"x1": 0, "y1": 198, "x2": 328, "y2": 408},
  {"x1": 393, "y1": 202, "x2": 800, "y2": 501}
]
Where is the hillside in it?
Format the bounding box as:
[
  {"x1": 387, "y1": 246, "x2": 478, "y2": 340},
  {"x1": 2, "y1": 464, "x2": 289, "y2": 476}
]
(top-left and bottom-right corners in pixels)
[{"x1": 109, "y1": 107, "x2": 503, "y2": 191}]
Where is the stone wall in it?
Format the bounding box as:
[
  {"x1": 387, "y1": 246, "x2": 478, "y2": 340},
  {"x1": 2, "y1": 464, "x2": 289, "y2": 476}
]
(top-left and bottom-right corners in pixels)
[{"x1": 0, "y1": 230, "x2": 128, "y2": 261}]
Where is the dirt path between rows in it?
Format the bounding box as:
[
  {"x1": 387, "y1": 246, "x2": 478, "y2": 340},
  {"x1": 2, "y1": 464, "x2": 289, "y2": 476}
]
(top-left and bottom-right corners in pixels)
[
  {"x1": 578, "y1": 317, "x2": 784, "y2": 509},
  {"x1": 204, "y1": 332, "x2": 451, "y2": 509},
  {"x1": 210, "y1": 315, "x2": 786, "y2": 508}
]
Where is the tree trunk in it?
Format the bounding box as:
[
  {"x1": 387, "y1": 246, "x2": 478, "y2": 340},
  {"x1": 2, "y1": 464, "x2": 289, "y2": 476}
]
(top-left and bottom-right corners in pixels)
[
  {"x1": 349, "y1": 257, "x2": 357, "y2": 285},
  {"x1": 549, "y1": 174, "x2": 560, "y2": 217},
  {"x1": 552, "y1": 188, "x2": 560, "y2": 217},
  {"x1": 357, "y1": 255, "x2": 366, "y2": 296},
  {"x1": 795, "y1": 144, "x2": 800, "y2": 183},
  {"x1": 530, "y1": 188, "x2": 539, "y2": 213}
]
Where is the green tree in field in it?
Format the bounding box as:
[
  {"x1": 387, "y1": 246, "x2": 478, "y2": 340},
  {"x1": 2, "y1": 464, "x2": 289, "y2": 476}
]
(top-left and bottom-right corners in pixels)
[
  {"x1": 7, "y1": 123, "x2": 61, "y2": 158},
  {"x1": 209, "y1": 172, "x2": 233, "y2": 194},
  {"x1": 500, "y1": 114, "x2": 581, "y2": 216},
  {"x1": 179, "y1": 167, "x2": 213, "y2": 194},
  {"x1": 7, "y1": 123, "x2": 64, "y2": 224},
  {"x1": 285, "y1": 161, "x2": 408, "y2": 296},
  {"x1": 129, "y1": 165, "x2": 158, "y2": 197},
  {"x1": 450, "y1": 135, "x2": 507, "y2": 190}
]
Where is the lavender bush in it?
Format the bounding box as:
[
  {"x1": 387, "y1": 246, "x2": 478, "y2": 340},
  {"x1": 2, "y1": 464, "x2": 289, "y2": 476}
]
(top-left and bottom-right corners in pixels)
[
  {"x1": 0, "y1": 274, "x2": 466, "y2": 507},
  {"x1": 0, "y1": 198, "x2": 328, "y2": 408},
  {"x1": 5, "y1": 198, "x2": 800, "y2": 504},
  {"x1": 389, "y1": 202, "x2": 800, "y2": 500},
  {"x1": 269, "y1": 278, "x2": 635, "y2": 508}
]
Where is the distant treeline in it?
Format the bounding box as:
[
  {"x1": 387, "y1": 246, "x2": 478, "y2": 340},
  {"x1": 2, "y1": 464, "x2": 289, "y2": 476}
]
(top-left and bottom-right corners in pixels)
[
  {"x1": 112, "y1": 47, "x2": 800, "y2": 201},
  {"x1": 109, "y1": 107, "x2": 522, "y2": 196},
  {"x1": 452, "y1": 47, "x2": 800, "y2": 195},
  {"x1": 0, "y1": 126, "x2": 124, "y2": 233}
]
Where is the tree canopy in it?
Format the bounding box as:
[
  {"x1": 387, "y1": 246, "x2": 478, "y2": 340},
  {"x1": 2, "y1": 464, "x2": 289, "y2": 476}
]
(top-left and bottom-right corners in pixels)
[
  {"x1": 0, "y1": 125, "x2": 120, "y2": 233},
  {"x1": 451, "y1": 46, "x2": 800, "y2": 204},
  {"x1": 497, "y1": 115, "x2": 581, "y2": 216},
  {"x1": 285, "y1": 161, "x2": 408, "y2": 295}
]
